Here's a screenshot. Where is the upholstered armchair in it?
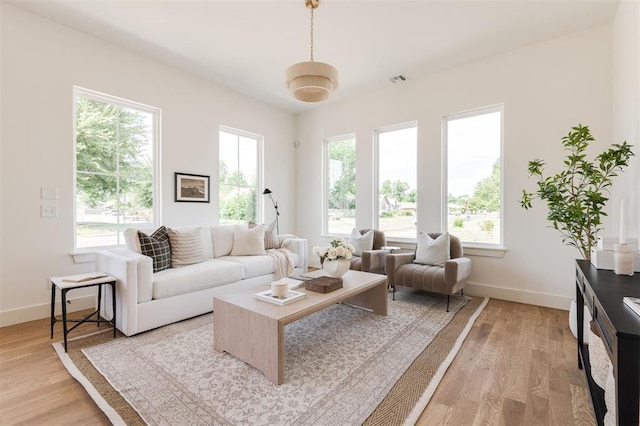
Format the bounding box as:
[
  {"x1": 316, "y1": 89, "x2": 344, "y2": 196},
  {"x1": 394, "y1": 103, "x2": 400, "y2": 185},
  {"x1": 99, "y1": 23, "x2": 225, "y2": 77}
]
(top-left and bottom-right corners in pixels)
[
  {"x1": 349, "y1": 229, "x2": 388, "y2": 274},
  {"x1": 386, "y1": 232, "x2": 471, "y2": 311}
]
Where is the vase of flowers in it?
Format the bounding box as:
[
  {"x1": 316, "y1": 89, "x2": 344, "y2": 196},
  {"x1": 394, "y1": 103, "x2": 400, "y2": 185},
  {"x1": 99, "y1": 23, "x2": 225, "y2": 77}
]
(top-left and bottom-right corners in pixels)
[{"x1": 313, "y1": 238, "x2": 355, "y2": 278}]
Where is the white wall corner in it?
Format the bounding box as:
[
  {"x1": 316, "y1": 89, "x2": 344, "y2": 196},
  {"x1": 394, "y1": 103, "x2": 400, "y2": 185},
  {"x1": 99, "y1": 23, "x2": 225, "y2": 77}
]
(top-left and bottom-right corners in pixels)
[
  {"x1": 464, "y1": 280, "x2": 573, "y2": 311},
  {"x1": 0, "y1": 294, "x2": 97, "y2": 328}
]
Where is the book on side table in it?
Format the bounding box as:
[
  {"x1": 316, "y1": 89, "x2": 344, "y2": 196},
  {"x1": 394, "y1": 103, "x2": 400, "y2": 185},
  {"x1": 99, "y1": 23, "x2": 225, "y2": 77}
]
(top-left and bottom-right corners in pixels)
[
  {"x1": 61, "y1": 272, "x2": 108, "y2": 283},
  {"x1": 623, "y1": 297, "x2": 640, "y2": 317}
]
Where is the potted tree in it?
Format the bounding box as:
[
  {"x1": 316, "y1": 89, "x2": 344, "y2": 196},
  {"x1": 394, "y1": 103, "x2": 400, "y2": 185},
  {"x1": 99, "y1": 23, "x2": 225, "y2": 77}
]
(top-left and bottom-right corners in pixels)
[{"x1": 521, "y1": 124, "x2": 634, "y2": 338}]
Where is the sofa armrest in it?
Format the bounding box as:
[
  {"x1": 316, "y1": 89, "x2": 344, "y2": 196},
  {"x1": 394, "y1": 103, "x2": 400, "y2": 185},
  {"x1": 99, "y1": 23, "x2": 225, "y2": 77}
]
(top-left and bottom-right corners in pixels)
[
  {"x1": 444, "y1": 257, "x2": 472, "y2": 286},
  {"x1": 386, "y1": 252, "x2": 416, "y2": 286},
  {"x1": 361, "y1": 249, "x2": 390, "y2": 274},
  {"x1": 280, "y1": 236, "x2": 308, "y2": 273},
  {"x1": 96, "y1": 249, "x2": 153, "y2": 304}
]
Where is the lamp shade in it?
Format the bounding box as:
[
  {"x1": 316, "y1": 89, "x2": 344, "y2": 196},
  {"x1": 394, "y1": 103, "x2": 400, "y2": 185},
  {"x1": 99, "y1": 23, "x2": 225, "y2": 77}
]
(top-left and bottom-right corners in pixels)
[
  {"x1": 262, "y1": 188, "x2": 272, "y2": 195},
  {"x1": 286, "y1": 61, "x2": 339, "y2": 102}
]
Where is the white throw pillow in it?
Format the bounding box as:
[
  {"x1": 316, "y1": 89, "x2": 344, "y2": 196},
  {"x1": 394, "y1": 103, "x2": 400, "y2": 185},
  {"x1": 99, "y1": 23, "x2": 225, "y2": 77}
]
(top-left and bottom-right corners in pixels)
[
  {"x1": 414, "y1": 232, "x2": 450, "y2": 267},
  {"x1": 167, "y1": 227, "x2": 206, "y2": 267},
  {"x1": 231, "y1": 224, "x2": 266, "y2": 256},
  {"x1": 349, "y1": 228, "x2": 374, "y2": 256}
]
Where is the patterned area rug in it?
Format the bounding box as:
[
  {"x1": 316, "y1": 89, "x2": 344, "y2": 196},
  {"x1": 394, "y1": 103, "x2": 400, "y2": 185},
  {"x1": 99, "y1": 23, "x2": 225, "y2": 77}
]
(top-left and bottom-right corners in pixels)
[{"x1": 54, "y1": 292, "x2": 488, "y2": 425}]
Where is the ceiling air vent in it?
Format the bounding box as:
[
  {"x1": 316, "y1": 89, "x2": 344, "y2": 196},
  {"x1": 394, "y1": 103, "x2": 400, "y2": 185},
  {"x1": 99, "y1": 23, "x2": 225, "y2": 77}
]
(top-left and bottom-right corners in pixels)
[{"x1": 389, "y1": 74, "x2": 408, "y2": 84}]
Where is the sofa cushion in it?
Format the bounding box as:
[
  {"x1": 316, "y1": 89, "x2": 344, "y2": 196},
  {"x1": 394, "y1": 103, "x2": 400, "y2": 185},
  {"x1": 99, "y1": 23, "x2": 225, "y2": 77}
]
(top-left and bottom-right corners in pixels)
[
  {"x1": 250, "y1": 220, "x2": 279, "y2": 250},
  {"x1": 168, "y1": 227, "x2": 207, "y2": 267},
  {"x1": 152, "y1": 259, "x2": 244, "y2": 300},
  {"x1": 350, "y1": 228, "x2": 374, "y2": 256},
  {"x1": 231, "y1": 224, "x2": 265, "y2": 256},
  {"x1": 138, "y1": 226, "x2": 171, "y2": 273},
  {"x1": 264, "y1": 220, "x2": 278, "y2": 249},
  {"x1": 414, "y1": 232, "x2": 450, "y2": 266},
  {"x1": 211, "y1": 224, "x2": 242, "y2": 258},
  {"x1": 220, "y1": 255, "x2": 274, "y2": 279}
]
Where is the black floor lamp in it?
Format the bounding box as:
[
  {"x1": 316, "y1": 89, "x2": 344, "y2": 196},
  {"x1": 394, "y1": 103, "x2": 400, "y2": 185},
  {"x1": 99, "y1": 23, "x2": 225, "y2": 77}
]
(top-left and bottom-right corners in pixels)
[{"x1": 262, "y1": 188, "x2": 280, "y2": 234}]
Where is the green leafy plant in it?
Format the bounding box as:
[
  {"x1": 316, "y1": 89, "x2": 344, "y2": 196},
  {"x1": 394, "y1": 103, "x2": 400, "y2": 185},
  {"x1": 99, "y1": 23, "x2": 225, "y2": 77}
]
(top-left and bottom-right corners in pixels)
[
  {"x1": 453, "y1": 217, "x2": 465, "y2": 228},
  {"x1": 480, "y1": 220, "x2": 494, "y2": 233},
  {"x1": 521, "y1": 124, "x2": 634, "y2": 260}
]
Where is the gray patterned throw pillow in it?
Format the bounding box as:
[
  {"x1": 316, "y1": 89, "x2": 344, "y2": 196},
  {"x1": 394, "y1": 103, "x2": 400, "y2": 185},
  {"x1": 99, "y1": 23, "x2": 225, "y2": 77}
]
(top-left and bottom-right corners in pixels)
[{"x1": 138, "y1": 226, "x2": 171, "y2": 273}]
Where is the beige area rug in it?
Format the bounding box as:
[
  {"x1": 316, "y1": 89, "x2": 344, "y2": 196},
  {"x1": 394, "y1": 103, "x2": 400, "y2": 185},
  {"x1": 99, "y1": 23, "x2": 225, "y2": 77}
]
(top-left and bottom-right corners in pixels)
[{"x1": 54, "y1": 293, "x2": 488, "y2": 426}]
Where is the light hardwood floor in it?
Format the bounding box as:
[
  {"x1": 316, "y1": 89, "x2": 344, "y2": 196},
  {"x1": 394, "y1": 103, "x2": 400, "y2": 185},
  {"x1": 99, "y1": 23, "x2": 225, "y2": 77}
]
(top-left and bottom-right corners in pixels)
[{"x1": 0, "y1": 299, "x2": 595, "y2": 425}]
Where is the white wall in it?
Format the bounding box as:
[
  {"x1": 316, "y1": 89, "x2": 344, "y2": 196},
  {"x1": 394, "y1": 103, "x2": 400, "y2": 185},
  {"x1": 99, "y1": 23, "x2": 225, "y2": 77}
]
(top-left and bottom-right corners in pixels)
[
  {"x1": 296, "y1": 25, "x2": 614, "y2": 310},
  {"x1": 606, "y1": 0, "x2": 640, "y2": 243},
  {"x1": 0, "y1": 4, "x2": 296, "y2": 326}
]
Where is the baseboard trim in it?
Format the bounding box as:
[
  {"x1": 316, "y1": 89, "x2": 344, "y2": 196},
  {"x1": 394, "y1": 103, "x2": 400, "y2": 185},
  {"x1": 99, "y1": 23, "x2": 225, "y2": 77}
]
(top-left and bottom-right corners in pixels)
[
  {"x1": 0, "y1": 295, "x2": 97, "y2": 328},
  {"x1": 464, "y1": 281, "x2": 572, "y2": 311}
]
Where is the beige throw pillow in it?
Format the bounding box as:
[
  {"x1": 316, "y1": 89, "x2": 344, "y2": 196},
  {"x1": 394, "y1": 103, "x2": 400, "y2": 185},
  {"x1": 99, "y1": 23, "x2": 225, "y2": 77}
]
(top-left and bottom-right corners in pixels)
[
  {"x1": 249, "y1": 220, "x2": 279, "y2": 250},
  {"x1": 231, "y1": 224, "x2": 266, "y2": 256},
  {"x1": 167, "y1": 227, "x2": 206, "y2": 267},
  {"x1": 349, "y1": 228, "x2": 374, "y2": 256},
  {"x1": 414, "y1": 232, "x2": 450, "y2": 266}
]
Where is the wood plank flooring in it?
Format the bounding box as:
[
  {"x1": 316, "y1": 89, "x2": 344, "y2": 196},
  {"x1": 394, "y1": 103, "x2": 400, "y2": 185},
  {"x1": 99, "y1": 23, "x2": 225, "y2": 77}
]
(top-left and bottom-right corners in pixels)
[{"x1": 0, "y1": 299, "x2": 595, "y2": 425}]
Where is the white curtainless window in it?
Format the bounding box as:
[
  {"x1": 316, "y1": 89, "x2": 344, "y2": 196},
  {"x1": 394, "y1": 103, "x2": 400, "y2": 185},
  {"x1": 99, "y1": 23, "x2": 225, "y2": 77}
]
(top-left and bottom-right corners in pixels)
[
  {"x1": 74, "y1": 87, "x2": 160, "y2": 250},
  {"x1": 443, "y1": 105, "x2": 503, "y2": 246}
]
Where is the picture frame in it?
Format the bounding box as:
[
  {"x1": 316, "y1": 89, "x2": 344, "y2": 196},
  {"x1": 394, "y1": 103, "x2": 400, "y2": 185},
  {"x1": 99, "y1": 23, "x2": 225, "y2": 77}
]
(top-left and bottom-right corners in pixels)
[{"x1": 175, "y1": 172, "x2": 210, "y2": 203}]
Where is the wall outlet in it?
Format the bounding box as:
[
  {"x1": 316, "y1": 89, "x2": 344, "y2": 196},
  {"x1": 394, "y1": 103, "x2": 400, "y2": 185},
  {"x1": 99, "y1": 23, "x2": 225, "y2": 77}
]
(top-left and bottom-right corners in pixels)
[{"x1": 41, "y1": 205, "x2": 58, "y2": 218}]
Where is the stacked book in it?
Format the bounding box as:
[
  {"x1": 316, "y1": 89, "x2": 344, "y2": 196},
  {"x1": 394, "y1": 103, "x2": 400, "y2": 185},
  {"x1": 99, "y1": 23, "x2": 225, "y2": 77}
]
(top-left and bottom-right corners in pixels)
[
  {"x1": 590, "y1": 237, "x2": 640, "y2": 271},
  {"x1": 623, "y1": 297, "x2": 640, "y2": 318}
]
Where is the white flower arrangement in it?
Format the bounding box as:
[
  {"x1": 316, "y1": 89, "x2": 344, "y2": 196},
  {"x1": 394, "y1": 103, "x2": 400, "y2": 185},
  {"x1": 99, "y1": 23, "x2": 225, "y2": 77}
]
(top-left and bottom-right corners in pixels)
[{"x1": 312, "y1": 238, "x2": 355, "y2": 261}]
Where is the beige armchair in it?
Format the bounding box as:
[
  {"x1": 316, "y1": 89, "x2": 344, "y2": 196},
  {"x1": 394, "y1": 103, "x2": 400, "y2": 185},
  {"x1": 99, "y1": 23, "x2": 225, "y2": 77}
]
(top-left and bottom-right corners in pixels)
[
  {"x1": 349, "y1": 229, "x2": 389, "y2": 274},
  {"x1": 386, "y1": 232, "x2": 471, "y2": 311}
]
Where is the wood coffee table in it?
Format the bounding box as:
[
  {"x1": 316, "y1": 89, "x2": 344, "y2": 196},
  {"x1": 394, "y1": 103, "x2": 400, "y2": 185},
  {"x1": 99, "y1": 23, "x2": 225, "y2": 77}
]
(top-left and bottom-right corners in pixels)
[{"x1": 213, "y1": 269, "x2": 387, "y2": 385}]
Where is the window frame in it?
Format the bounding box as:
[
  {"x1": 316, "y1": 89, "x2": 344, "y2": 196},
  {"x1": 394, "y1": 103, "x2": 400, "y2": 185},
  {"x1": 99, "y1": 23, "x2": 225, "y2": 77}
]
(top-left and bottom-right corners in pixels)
[
  {"x1": 322, "y1": 134, "x2": 356, "y2": 237},
  {"x1": 373, "y1": 121, "x2": 418, "y2": 243},
  {"x1": 72, "y1": 87, "x2": 161, "y2": 251},
  {"x1": 218, "y1": 125, "x2": 264, "y2": 225},
  {"x1": 442, "y1": 104, "x2": 504, "y2": 248}
]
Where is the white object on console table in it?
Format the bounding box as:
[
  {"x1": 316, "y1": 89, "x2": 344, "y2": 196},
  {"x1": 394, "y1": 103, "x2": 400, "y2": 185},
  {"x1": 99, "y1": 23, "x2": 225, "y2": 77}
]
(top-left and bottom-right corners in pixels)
[
  {"x1": 597, "y1": 236, "x2": 638, "y2": 251},
  {"x1": 591, "y1": 247, "x2": 640, "y2": 272},
  {"x1": 614, "y1": 243, "x2": 634, "y2": 276}
]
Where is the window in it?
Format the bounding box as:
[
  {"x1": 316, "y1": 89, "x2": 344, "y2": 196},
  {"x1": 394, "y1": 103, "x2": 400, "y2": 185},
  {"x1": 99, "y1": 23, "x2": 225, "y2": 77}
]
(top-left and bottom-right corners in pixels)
[
  {"x1": 74, "y1": 89, "x2": 159, "y2": 250},
  {"x1": 218, "y1": 127, "x2": 262, "y2": 224},
  {"x1": 375, "y1": 124, "x2": 417, "y2": 240},
  {"x1": 324, "y1": 135, "x2": 356, "y2": 235},
  {"x1": 444, "y1": 105, "x2": 503, "y2": 245}
]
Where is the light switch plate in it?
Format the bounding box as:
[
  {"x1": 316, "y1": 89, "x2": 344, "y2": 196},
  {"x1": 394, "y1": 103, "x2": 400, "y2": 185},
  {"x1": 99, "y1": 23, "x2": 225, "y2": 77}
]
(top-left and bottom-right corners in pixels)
[{"x1": 41, "y1": 205, "x2": 58, "y2": 218}]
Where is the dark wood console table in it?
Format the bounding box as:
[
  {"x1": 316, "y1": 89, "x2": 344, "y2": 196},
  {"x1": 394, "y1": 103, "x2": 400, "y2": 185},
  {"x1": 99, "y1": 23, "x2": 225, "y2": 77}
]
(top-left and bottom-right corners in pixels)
[{"x1": 575, "y1": 260, "x2": 639, "y2": 426}]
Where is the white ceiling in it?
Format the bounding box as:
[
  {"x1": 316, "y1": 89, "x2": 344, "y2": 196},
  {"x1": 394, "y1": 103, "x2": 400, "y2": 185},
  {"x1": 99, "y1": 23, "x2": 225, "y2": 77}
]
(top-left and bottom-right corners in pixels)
[{"x1": 6, "y1": 0, "x2": 620, "y2": 114}]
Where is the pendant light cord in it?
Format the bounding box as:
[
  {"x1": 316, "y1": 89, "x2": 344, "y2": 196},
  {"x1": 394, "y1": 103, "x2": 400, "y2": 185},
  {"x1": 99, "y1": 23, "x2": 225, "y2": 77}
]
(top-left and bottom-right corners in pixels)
[{"x1": 310, "y1": 6, "x2": 314, "y2": 62}]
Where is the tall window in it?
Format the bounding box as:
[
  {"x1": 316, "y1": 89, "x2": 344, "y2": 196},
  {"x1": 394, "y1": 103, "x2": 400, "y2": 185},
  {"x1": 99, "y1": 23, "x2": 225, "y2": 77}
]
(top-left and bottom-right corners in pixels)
[
  {"x1": 444, "y1": 105, "x2": 502, "y2": 245},
  {"x1": 218, "y1": 127, "x2": 262, "y2": 224},
  {"x1": 324, "y1": 135, "x2": 356, "y2": 235},
  {"x1": 375, "y1": 124, "x2": 417, "y2": 240},
  {"x1": 74, "y1": 88, "x2": 159, "y2": 249}
]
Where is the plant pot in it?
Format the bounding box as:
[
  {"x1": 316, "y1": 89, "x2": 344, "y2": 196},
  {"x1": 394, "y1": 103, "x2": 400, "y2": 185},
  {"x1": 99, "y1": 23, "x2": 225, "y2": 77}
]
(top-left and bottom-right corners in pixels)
[
  {"x1": 322, "y1": 258, "x2": 350, "y2": 278},
  {"x1": 569, "y1": 299, "x2": 591, "y2": 344}
]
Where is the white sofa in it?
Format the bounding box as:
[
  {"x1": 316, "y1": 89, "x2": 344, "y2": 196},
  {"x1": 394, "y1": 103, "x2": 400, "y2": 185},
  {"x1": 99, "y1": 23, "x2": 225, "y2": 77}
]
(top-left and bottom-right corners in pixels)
[{"x1": 96, "y1": 225, "x2": 308, "y2": 336}]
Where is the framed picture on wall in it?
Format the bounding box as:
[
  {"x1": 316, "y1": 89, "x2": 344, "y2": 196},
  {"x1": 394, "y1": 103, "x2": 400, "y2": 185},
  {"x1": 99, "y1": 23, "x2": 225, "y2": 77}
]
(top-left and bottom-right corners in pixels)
[{"x1": 175, "y1": 172, "x2": 210, "y2": 203}]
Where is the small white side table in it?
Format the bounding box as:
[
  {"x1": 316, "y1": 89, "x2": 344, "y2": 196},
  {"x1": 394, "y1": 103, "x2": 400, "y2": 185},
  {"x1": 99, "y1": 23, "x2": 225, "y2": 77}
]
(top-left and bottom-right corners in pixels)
[{"x1": 50, "y1": 274, "x2": 117, "y2": 352}]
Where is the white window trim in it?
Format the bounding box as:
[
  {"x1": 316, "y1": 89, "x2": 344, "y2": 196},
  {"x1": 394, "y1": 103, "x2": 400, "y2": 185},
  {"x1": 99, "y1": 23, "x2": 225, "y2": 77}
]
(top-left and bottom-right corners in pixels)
[
  {"x1": 72, "y1": 86, "x2": 161, "y2": 252},
  {"x1": 322, "y1": 133, "x2": 356, "y2": 237},
  {"x1": 373, "y1": 121, "x2": 418, "y2": 243},
  {"x1": 442, "y1": 103, "x2": 504, "y2": 247},
  {"x1": 219, "y1": 125, "x2": 264, "y2": 224}
]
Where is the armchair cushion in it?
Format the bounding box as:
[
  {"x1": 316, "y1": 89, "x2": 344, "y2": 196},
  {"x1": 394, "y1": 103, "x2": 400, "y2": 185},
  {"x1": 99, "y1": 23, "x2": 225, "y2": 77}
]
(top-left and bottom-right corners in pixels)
[
  {"x1": 349, "y1": 228, "x2": 374, "y2": 256},
  {"x1": 414, "y1": 232, "x2": 450, "y2": 266}
]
